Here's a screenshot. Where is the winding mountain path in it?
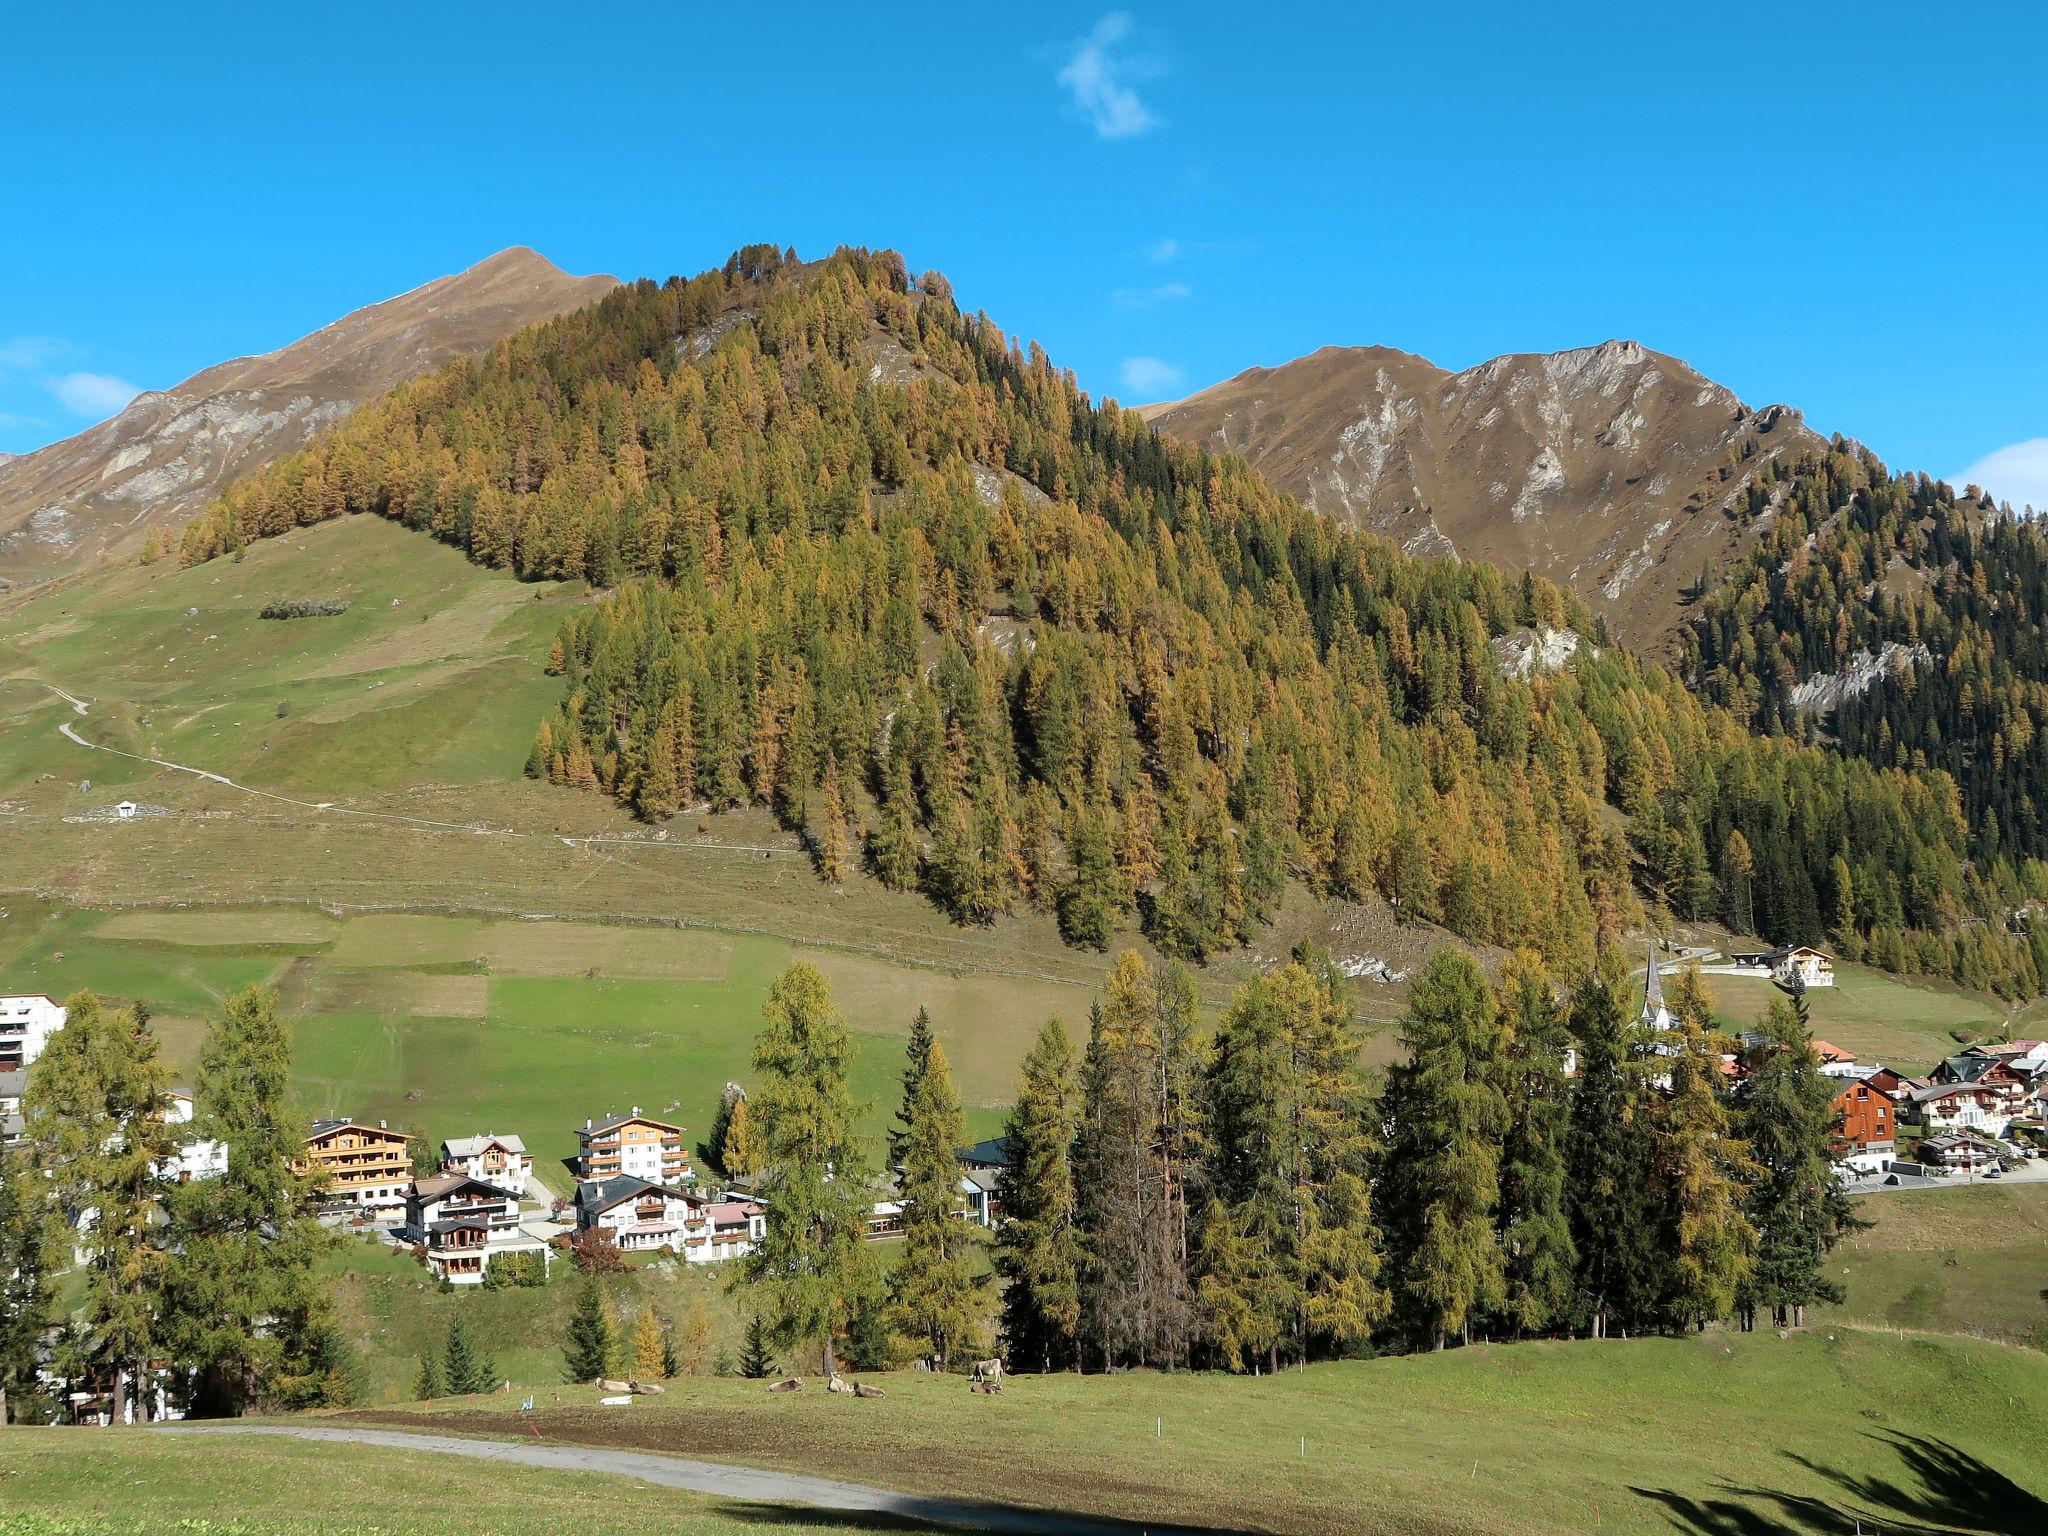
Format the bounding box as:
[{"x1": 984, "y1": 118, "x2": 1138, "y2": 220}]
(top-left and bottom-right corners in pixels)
[{"x1": 152, "y1": 1423, "x2": 1212, "y2": 1535}]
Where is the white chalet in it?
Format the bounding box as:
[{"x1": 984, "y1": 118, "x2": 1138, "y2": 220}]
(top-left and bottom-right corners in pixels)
[
  {"x1": 0, "y1": 994, "x2": 66, "y2": 1072},
  {"x1": 575, "y1": 1175, "x2": 701, "y2": 1254},
  {"x1": 161, "y1": 1090, "x2": 228, "y2": 1182},
  {"x1": 0, "y1": 1067, "x2": 23, "y2": 1148},
  {"x1": 440, "y1": 1133, "x2": 534, "y2": 1187},
  {"x1": 402, "y1": 1173, "x2": 549, "y2": 1284},
  {"x1": 574, "y1": 1174, "x2": 764, "y2": 1262}
]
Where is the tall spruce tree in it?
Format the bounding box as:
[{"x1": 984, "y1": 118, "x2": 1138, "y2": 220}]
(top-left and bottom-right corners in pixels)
[
  {"x1": 1565, "y1": 965, "x2": 1661, "y2": 1338},
  {"x1": 737, "y1": 962, "x2": 874, "y2": 1376},
  {"x1": 24, "y1": 992, "x2": 177, "y2": 1420},
  {"x1": 162, "y1": 985, "x2": 331, "y2": 1414},
  {"x1": 737, "y1": 1314, "x2": 773, "y2": 1378},
  {"x1": 1735, "y1": 999, "x2": 1861, "y2": 1329},
  {"x1": 563, "y1": 1278, "x2": 618, "y2": 1382},
  {"x1": 1197, "y1": 961, "x2": 1385, "y2": 1371},
  {"x1": 889, "y1": 1039, "x2": 982, "y2": 1370},
  {"x1": 1495, "y1": 953, "x2": 1576, "y2": 1336},
  {"x1": 0, "y1": 1139, "x2": 55, "y2": 1423},
  {"x1": 995, "y1": 1016, "x2": 1084, "y2": 1372},
  {"x1": 889, "y1": 1007, "x2": 936, "y2": 1168},
  {"x1": 442, "y1": 1314, "x2": 496, "y2": 1395},
  {"x1": 1379, "y1": 951, "x2": 1509, "y2": 1350},
  {"x1": 1657, "y1": 968, "x2": 1757, "y2": 1329},
  {"x1": 1073, "y1": 952, "x2": 1200, "y2": 1370}
]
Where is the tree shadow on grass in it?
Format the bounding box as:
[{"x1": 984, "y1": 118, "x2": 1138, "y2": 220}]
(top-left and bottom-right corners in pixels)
[
  {"x1": 714, "y1": 1498, "x2": 1266, "y2": 1536},
  {"x1": 1635, "y1": 1430, "x2": 2048, "y2": 1535}
]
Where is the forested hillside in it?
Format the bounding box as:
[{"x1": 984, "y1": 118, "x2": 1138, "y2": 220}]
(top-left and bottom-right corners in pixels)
[
  {"x1": 177, "y1": 248, "x2": 2045, "y2": 992},
  {"x1": 1687, "y1": 447, "x2": 2048, "y2": 978}
]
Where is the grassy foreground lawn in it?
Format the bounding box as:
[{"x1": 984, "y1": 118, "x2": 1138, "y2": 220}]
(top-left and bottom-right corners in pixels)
[
  {"x1": 1818, "y1": 1181, "x2": 2048, "y2": 1348},
  {"x1": 341, "y1": 1329, "x2": 2046, "y2": 1534},
  {"x1": 0, "y1": 1431, "x2": 937, "y2": 1535}
]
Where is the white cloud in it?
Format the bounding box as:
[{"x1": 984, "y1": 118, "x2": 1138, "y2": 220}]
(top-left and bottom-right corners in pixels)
[
  {"x1": 1059, "y1": 13, "x2": 1158, "y2": 139},
  {"x1": 46, "y1": 371, "x2": 141, "y2": 419},
  {"x1": 1112, "y1": 282, "x2": 1192, "y2": 308},
  {"x1": 1948, "y1": 438, "x2": 2048, "y2": 514},
  {"x1": 1119, "y1": 356, "x2": 1184, "y2": 399},
  {"x1": 1145, "y1": 237, "x2": 1181, "y2": 264}
]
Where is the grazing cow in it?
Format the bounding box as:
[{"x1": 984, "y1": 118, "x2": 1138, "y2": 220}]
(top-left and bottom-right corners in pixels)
[{"x1": 971, "y1": 1358, "x2": 1004, "y2": 1391}]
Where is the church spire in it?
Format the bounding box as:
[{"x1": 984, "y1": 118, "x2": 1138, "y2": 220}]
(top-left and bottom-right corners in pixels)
[{"x1": 1642, "y1": 940, "x2": 1673, "y2": 1029}]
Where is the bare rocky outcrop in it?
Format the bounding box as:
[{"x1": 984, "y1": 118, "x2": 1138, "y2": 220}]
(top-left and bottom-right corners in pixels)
[
  {"x1": 1491, "y1": 624, "x2": 1587, "y2": 680},
  {"x1": 1143, "y1": 340, "x2": 1827, "y2": 650},
  {"x1": 0, "y1": 247, "x2": 616, "y2": 584},
  {"x1": 1788, "y1": 641, "x2": 1935, "y2": 716}
]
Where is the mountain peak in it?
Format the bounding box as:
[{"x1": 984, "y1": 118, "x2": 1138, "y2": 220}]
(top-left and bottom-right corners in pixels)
[
  {"x1": 0, "y1": 250, "x2": 619, "y2": 585},
  {"x1": 1146, "y1": 339, "x2": 1827, "y2": 649}
]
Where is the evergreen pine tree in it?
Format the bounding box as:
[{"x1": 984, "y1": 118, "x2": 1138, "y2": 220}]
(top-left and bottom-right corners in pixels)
[
  {"x1": 563, "y1": 1278, "x2": 618, "y2": 1382},
  {"x1": 1735, "y1": 999, "x2": 1861, "y2": 1329},
  {"x1": 442, "y1": 1314, "x2": 496, "y2": 1395},
  {"x1": 889, "y1": 1007, "x2": 936, "y2": 1168},
  {"x1": 1057, "y1": 807, "x2": 1122, "y2": 949},
  {"x1": 1379, "y1": 951, "x2": 1509, "y2": 1350},
  {"x1": 1072, "y1": 952, "x2": 1199, "y2": 1369},
  {"x1": 995, "y1": 1016, "x2": 1084, "y2": 1372},
  {"x1": 162, "y1": 985, "x2": 331, "y2": 1414},
  {"x1": 413, "y1": 1350, "x2": 443, "y2": 1401},
  {"x1": 738, "y1": 1314, "x2": 773, "y2": 1379},
  {"x1": 1496, "y1": 954, "x2": 1576, "y2": 1336},
  {"x1": 1659, "y1": 1010, "x2": 1758, "y2": 1329},
  {"x1": 736, "y1": 963, "x2": 874, "y2": 1376},
  {"x1": 24, "y1": 992, "x2": 178, "y2": 1420},
  {"x1": 867, "y1": 751, "x2": 922, "y2": 892},
  {"x1": 1565, "y1": 965, "x2": 1662, "y2": 1338},
  {"x1": 890, "y1": 1040, "x2": 982, "y2": 1370},
  {"x1": 0, "y1": 1140, "x2": 55, "y2": 1424}
]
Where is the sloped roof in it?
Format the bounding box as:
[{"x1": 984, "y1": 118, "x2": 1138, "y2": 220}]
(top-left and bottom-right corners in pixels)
[
  {"x1": 576, "y1": 1174, "x2": 693, "y2": 1214},
  {"x1": 954, "y1": 1136, "x2": 1015, "y2": 1168},
  {"x1": 411, "y1": 1173, "x2": 521, "y2": 1203},
  {"x1": 443, "y1": 1133, "x2": 529, "y2": 1158},
  {"x1": 580, "y1": 1111, "x2": 682, "y2": 1139},
  {"x1": 307, "y1": 1118, "x2": 410, "y2": 1142}
]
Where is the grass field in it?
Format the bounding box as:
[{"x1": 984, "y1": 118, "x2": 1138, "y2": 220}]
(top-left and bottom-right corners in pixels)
[
  {"x1": 1818, "y1": 1182, "x2": 2048, "y2": 1348},
  {"x1": 1694, "y1": 961, "x2": 2011, "y2": 1074},
  {"x1": 12, "y1": 1330, "x2": 2039, "y2": 1536},
  {"x1": 319, "y1": 1327, "x2": 2045, "y2": 1535},
  {"x1": 0, "y1": 899, "x2": 1090, "y2": 1170},
  {"x1": 0, "y1": 1431, "x2": 937, "y2": 1536},
  {"x1": 324, "y1": 1239, "x2": 765, "y2": 1403}
]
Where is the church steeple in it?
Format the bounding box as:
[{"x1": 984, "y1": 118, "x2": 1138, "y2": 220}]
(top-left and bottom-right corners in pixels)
[{"x1": 1642, "y1": 939, "x2": 1675, "y2": 1030}]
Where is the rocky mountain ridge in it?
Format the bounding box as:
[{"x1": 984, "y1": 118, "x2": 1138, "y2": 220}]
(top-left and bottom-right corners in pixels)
[
  {"x1": 1142, "y1": 340, "x2": 1829, "y2": 648},
  {"x1": 0, "y1": 247, "x2": 616, "y2": 584}
]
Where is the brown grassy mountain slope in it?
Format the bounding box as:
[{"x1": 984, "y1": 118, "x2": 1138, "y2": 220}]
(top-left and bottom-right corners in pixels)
[
  {"x1": 1143, "y1": 341, "x2": 1827, "y2": 649},
  {"x1": 0, "y1": 247, "x2": 616, "y2": 585}
]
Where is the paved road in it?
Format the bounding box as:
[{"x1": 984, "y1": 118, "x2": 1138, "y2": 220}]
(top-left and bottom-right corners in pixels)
[{"x1": 154, "y1": 1423, "x2": 1215, "y2": 1535}]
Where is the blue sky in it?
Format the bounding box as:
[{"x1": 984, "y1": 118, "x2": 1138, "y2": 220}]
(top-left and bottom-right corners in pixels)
[{"x1": 3, "y1": 3, "x2": 2044, "y2": 506}]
